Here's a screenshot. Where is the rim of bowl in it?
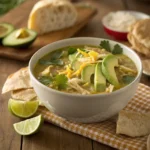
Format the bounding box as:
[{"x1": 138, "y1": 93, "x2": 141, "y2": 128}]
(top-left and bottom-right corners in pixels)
[
  {"x1": 29, "y1": 37, "x2": 142, "y2": 98},
  {"x1": 102, "y1": 10, "x2": 150, "y2": 33}
]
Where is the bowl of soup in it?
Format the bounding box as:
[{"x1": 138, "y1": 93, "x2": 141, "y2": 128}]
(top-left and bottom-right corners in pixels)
[{"x1": 29, "y1": 37, "x2": 142, "y2": 123}]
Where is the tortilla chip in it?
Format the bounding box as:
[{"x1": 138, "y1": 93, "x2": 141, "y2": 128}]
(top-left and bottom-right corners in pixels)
[
  {"x1": 116, "y1": 110, "x2": 150, "y2": 137},
  {"x1": 127, "y1": 33, "x2": 150, "y2": 57},
  {"x1": 2, "y1": 67, "x2": 32, "y2": 94},
  {"x1": 11, "y1": 89, "x2": 37, "y2": 101},
  {"x1": 131, "y1": 19, "x2": 150, "y2": 49},
  {"x1": 142, "y1": 59, "x2": 150, "y2": 76}
]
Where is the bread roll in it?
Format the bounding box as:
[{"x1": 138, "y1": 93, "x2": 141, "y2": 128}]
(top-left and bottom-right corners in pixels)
[
  {"x1": 116, "y1": 110, "x2": 150, "y2": 137},
  {"x1": 28, "y1": 0, "x2": 77, "y2": 35}
]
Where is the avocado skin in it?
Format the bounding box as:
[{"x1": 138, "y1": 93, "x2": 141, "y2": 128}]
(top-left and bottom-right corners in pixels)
[
  {"x1": 102, "y1": 54, "x2": 119, "y2": 88},
  {"x1": 2, "y1": 37, "x2": 37, "y2": 49},
  {"x1": 94, "y1": 62, "x2": 106, "y2": 92},
  {"x1": 0, "y1": 23, "x2": 15, "y2": 40},
  {"x1": 2, "y1": 29, "x2": 37, "y2": 48}
]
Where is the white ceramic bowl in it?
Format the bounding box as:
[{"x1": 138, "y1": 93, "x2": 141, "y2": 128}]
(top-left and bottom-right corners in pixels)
[{"x1": 29, "y1": 37, "x2": 142, "y2": 123}]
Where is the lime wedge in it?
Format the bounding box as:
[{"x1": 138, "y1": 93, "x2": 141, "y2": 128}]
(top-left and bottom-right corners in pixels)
[
  {"x1": 8, "y1": 99, "x2": 39, "y2": 118},
  {"x1": 13, "y1": 115, "x2": 43, "y2": 135}
]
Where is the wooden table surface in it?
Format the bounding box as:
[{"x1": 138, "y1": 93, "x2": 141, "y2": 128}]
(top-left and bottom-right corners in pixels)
[{"x1": 0, "y1": 0, "x2": 150, "y2": 150}]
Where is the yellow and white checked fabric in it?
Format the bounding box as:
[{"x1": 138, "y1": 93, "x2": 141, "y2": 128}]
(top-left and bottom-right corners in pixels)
[{"x1": 37, "y1": 83, "x2": 150, "y2": 150}]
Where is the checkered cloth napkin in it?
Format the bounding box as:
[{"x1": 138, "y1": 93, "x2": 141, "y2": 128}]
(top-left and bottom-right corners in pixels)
[{"x1": 37, "y1": 83, "x2": 150, "y2": 150}]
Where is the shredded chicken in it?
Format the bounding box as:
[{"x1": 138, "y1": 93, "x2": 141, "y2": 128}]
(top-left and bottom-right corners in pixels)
[
  {"x1": 84, "y1": 46, "x2": 110, "y2": 54},
  {"x1": 97, "y1": 54, "x2": 108, "y2": 59},
  {"x1": 39, "y1": 66, "x2": 53, "y2": 76},
  {"x1": 106, "y1": 84, "x2": 114, "y2": 93},
  {"x1": 119, "y1": 65, "x2": 137, "y2": 74},
  {"x1": 68, "y1": 78, "x2": 90, "y2": 95},
  {"x1": 77, "y1": 57, "x2": 93, "y2": 63}
]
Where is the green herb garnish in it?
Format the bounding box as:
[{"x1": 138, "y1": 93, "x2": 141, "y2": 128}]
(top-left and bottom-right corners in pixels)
[
  {"x1": 122, "y1": 75, "x2": 135, "y2": 84},
  {"x1": 54, "y1": 74, "x2": 68, "y2": 90},
  {"x1": 79, "y1": 48, "x2": 88, "y2": 52},
  {"x1": 100, "y1": 40, "x2": 123, "y2": 54},
  {"x1": 50, "y1": 51, "x2": 63, "y2": 60},
  {"x1": 39, "y1": 59, "x2": 64, "y2": 66},
  {"x1": 38, "y1": 76, "x2": 53, "y2": 85},
  {"x1": 112, "y1": 44, "x2": 123, "y2": 54},
  {"x1": 68, "y1": 47, "x2": 77, "y2": 54},
  {"x1": 100, "y1": 40, "x2": 111, "y2": 52}
]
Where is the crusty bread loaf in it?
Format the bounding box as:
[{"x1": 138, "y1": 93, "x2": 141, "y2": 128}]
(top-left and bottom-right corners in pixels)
[
  {"x1": 116, "y1": 110, "x2": 150, "y2": 137},
  {"x1": 28, "y1": 0, "x2": 77, "y2": 35}
]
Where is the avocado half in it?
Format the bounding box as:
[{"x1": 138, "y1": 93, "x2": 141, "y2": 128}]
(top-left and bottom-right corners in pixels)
[
  {"x1": 0, "y1": 23, "x2": 14, "y2": 40},
  {"x1": 2, "y1": 28, "x2": 37, "y2": 48}
]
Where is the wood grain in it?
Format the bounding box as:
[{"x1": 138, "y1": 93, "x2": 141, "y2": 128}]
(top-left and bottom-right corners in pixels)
[
  {"x1": 0, "y1": 0, "x2": 150, "y2": 150},
  {"x1": 0, "y1": 60, "x2": 26, "y2": 150},
  {"x1": 74, "y1": 0, "x2": 125, "y2": 39},
  {"x1": 93, "y1": 141, "x2": 116, "y2": 150},
  {"x1": 0, "y1": 0, "x2": 97, "y2": 61},
  {"x1": 22, "y1": 122, "x2": 92, "y2": 150},
  {"x1": 125, "y1": 0, "x2": 150, "y2": 14}
]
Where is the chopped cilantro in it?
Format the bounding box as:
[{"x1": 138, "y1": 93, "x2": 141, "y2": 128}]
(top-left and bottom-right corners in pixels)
[
  {"x1": 39, "y1": 59, "x2": 64, "y2": 66},
  {"x1": 38, "y1": 76, "x2": 53, "y2": 85},
  {"x1": 79, "y1": 48, "x2": 88, "y2": 52},
  {"x1": 68, "y1": 47, "x2": 77, "y2": 54},
  {"x1": 112, "y1": 44, "x2": 123, "y2": 54},
  {"x1": 122, "y1": 75, "x2": 135, "y2": 84},
  {"x1": 100, "y1": 40, "x2": 111, "y2": 52},
  {"x1": 50, "y1": 50, "x2": 63, "y2": 60},
  {"x1": 54, "y1": 74, "x2": 68, "y2": 90},
  {"x1": 100, "y1": 40, "x2": 123, "y2": 54}
]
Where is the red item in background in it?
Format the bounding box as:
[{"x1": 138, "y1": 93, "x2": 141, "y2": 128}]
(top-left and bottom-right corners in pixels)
[{"x1": 103, "y1": 26, "x2": 128, "y2": 41}]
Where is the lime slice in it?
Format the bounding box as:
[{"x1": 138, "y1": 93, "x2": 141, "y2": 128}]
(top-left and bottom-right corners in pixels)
[
  {"x1": 8, "y1": 99, "x2": 39, "y2": 118},
  {"x1": 13, "y1": 115, "x2": 43, "y2": 135}
]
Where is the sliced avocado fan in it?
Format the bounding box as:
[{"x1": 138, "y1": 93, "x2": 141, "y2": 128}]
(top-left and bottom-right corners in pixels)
[
  {"x1": 81, "y1": 64, "x2": 96, "y2": 83},
  {"x1": 2, "y1": 28, "x2": 37, "y2": 48},
  {"x1": 94, "y1": 62, "x2": 106, "y2": 92},
  {"x1": 102, "y1": 54, "x2": 119, "y2": 88},
  {"x1": 0, "y1": 23, "x2": 14, "y2": 39}
]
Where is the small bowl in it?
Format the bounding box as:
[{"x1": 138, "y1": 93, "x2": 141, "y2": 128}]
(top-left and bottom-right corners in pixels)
[
  {"x1": 29, "y1": 37, "x2": 142, "y2": 123},
  {"x1": 102, "y1": 11, "x2": 150, "y2": 40}
]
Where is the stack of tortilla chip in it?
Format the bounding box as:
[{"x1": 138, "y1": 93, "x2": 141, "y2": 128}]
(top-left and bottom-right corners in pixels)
[
  {"x1": 127, "y1": 19, "x2": 150, "y2": 57},
  {"x1": 2, "y1": 67, "x2": 43, "y2": 105}
]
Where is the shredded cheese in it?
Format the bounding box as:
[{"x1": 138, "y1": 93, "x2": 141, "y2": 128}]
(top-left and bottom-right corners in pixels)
[
  {"x1": 59, "y1": 65, "x2": 74, "y2": 78},
  {"x1": 77, "y1": 49, "x2": 89, "y2": 57},
  {"x1": 88, "y1": 51, "x2": 99, "y2": 61},
  {"x1": 73, "y1": 63, "x2": 89, "y2": 76}
]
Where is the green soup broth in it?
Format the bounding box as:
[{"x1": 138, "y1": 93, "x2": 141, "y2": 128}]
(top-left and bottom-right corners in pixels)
[{"x1": 34, "y1": 44, "x2": 138, "y2": 95}]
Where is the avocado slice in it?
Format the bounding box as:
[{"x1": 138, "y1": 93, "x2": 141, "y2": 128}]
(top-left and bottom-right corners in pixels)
[
  {"x1": 2, "y1": 28, "x2": 37, "y2": 48},
  {"x1": 0, "y1": 23, "x2": 14, "y2": 40},
  {"x1": 71, "y1": 59, "x2": 82, "y2": 70},
  {"x1": 69, "y1": 52, "x2": 78, "y2": 62},
  {"x1": 102, "y1": 54, "x2": 119, "y2": 87},
  {"x1": 69, "y1": 52, "x2": 82, "y2": 62},
  {"x1": 81, "y1": 64, "x2": 95, "y2": 83},
  {"x1": 94, "y1": 62, "x2": 106, "y2": 92}
]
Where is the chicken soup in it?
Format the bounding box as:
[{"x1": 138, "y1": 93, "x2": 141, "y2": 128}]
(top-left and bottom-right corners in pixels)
[{"x1": 34, "y1": 40, "x2": 137, "y2": 95}]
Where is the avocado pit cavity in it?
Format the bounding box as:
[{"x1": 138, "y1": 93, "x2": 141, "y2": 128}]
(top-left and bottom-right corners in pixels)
[{"x1": 15, "y1": 28, "x2": 30, "y2": 39}]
